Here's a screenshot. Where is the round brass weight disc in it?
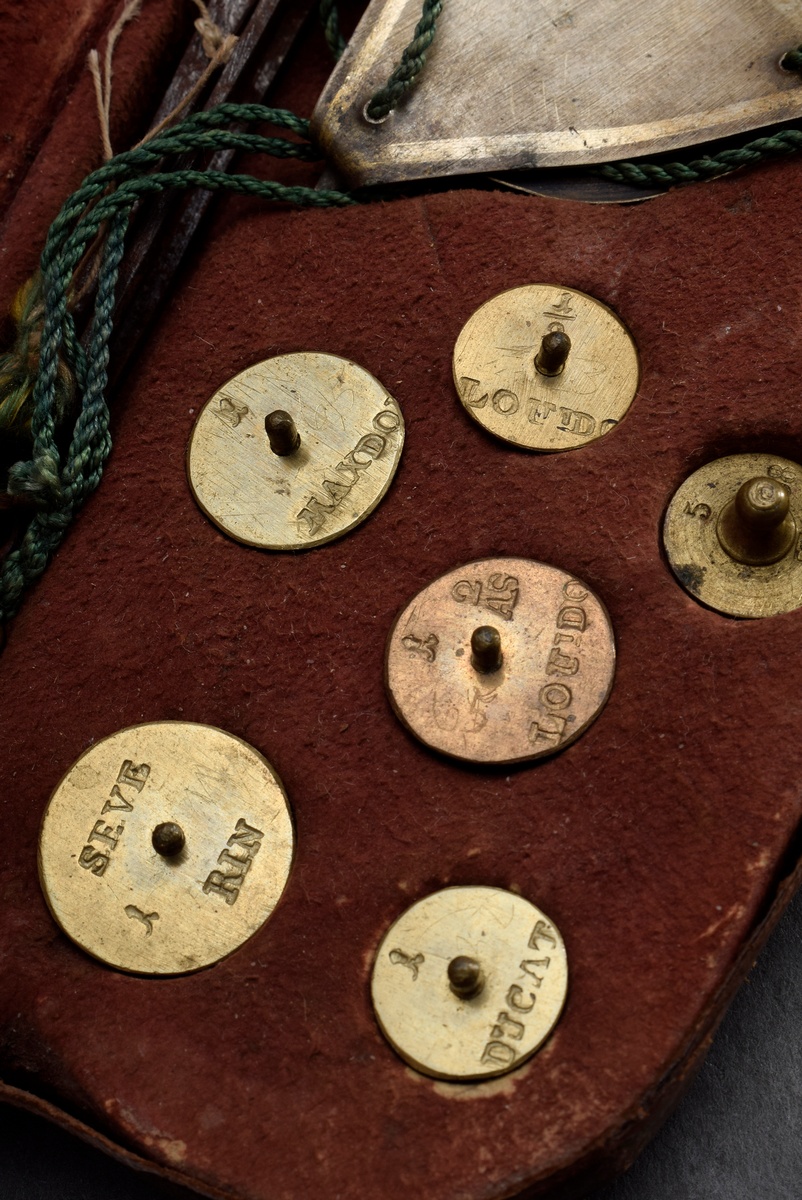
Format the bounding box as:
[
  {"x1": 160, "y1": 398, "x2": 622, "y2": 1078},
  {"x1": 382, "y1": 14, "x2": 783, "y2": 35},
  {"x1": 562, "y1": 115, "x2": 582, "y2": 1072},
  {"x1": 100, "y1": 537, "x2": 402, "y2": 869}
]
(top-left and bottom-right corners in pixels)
[
  {"x1": 371, "y1": 886, "x2": 568, "y2": 1081},
  {"x1": 453, "y1": 284, "x2": 640, "y2": 451},
  {"x1": 187, "y1": 352, "x2": 404, "y2": 549},
  {"x1": 664, "y1": 453, "x2": 802, "y2": 618},
  {"x1": 385, "y1": 557, "x2": 615, "y2": 764},
  {"x1": 39, "y1": 723, "x2": 294, "y2": 975}
]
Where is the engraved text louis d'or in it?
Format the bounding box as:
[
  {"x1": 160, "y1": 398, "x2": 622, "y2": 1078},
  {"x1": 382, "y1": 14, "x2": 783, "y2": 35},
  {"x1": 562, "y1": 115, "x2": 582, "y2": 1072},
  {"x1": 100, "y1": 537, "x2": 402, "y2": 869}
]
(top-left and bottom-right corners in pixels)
[{"x1": 528, "y1": 580, "x2": 590, "y2": 752}]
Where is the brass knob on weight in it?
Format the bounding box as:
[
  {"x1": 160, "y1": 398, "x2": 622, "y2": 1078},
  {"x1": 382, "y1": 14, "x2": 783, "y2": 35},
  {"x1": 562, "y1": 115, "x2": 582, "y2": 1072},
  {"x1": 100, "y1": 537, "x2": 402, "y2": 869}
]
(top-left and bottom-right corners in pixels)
[
  {"x1": 535, "y1": 329, "x2": 571, "y2": 377},
  {"x1": 152, "y1": 821, "x2": 185, "y2": 858},
  {"x1": 664, "y1": 454, "x2": 802, "y2": 618},
  {"x1": 264, "y1": 409, "x2": 301, "y2": 457},
  {"x1": 716, "y1": 476, "x2": 797, "y2": 566},
  {"x1": 447, "y1": 955, "x2": 485, "y2": 999},
  {"x1": 470, "y1": 625, "x2": 503, "y2": 674}
]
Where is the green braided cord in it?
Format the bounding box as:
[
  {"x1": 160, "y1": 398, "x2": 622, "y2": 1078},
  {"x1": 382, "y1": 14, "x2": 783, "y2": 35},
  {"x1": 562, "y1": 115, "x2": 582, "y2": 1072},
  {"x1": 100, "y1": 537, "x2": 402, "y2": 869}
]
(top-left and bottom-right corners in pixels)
[
  {"x1": 0, "y1": 105, "x2": 318, "y2": 442},
  {"x1": 318, "y1": 1, "x2": 444, "y2": 116},
  {"x1": 598, "y1": 127, "x2": 802, "y2": 188},
  {"x1": 1, "y1": 213, "x2": 128, "y2": 615},
  {"x1": 598, "y1": 44, "x2": 802, "y2": 188},
  {"x1": 1, "y1": 105, "x2": 354, "y2": 623},
  {"x1": 319, "y1": 0, "x2": 346, "y2": 61},
  {"x1": 365, "y1": 0, "x2": 444, "y2": 121}
]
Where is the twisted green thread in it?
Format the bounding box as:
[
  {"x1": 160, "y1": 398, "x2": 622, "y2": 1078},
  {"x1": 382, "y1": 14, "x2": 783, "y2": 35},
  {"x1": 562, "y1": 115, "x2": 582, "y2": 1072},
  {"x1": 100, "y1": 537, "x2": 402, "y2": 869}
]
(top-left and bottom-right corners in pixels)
[
  {"x1": 4, "y1": 26, "x2": 802, "y2": 624},
  {"x1": 0, "y1": 104, "x2": 354, "y2": 623},
  {"x1": 0, "y1": 274, "x2": 75, "y2": 440},
  {"x1": 319, "y1": 0, "x2": 346, "y2": 61},
  {"x1": 365, "y1": 0, "x2": 443, "y2": 121},
  {"x1": 319, "y1": 0, "x2": 444, "y2": 120},
  {"x1": 598, "y1": 127, "x2": 802, "y2": 189},
  {"x1": 597, "y1": 50, "x2": 802, "y2": 188}
]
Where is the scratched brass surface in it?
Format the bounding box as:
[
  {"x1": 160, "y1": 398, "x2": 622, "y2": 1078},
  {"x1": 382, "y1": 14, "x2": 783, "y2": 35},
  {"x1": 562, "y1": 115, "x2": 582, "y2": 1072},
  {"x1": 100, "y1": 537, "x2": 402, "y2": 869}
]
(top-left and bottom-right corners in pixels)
[
  {"x1": 371, "y1": 886, "x2": 568, "y2": 1080},
  {"x1": 664, "y1": 453, "x2": 802, "y2": 618},
  {"x1": 38, "y1": 723, "x2": 294, "y2": 975},
  {"x1": 187, "y1": 353, "x2": 404, "y2": 549},
  {"x1": 311, "y1": 0, "x2": 802, "y2": 187},
  {"x1": 384, "y1": 557, "x2": 615, "y2": 764},
  {"x1": 453, "y1": 284, "x2": 640, "y2": 451}
]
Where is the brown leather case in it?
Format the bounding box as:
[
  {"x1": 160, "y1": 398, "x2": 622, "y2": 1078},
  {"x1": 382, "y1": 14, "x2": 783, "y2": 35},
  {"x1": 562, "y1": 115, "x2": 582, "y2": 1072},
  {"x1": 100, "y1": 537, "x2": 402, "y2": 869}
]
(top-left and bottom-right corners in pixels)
[{"x1": 3, "y1": 3, "x2": 802, "y2": 1198}]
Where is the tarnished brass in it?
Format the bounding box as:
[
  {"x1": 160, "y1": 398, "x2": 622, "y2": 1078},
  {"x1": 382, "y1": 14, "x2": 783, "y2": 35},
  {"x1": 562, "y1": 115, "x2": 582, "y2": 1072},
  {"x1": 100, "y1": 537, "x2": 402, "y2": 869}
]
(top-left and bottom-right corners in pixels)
[
  {"x1": 385, "y1": 557, "x2": 615, "y2": 764},
  {"x1": 311, "y1": 0, "x2": 802, "y2": 187},
  {"x1": 448, "y1": 955, "x2": 485, "y2": 1000},
  {"x1": 535, "y1": 330, "x2": 571, "y2": 377},
  {"x1": 152, "y1": 821, "x2": 185, "y2": 857},
  {"x1": 453, "y1": 284, "x2": 639, "y2": 452},
  {"x1": 664, "y1": 454, "x2": 802, "y2": 618},
  {"x1": 716, "y1": 477, "x2": 797, "y2": 566},
  {"x1": 470, "y1": 625, "x2": 503, "y2": 674},
  {"x1": 187, "y1": 352, "x2": 404, "y2": 550},
  {"x1": 371, "y1": 886, "x2": 568, "y2": 1081},
  {"x1": 264, "y1": 409, "x2": 301, "y2": 457},
  {"x1": 38, "y1": 722, "x2": 295, "y2": 975}
]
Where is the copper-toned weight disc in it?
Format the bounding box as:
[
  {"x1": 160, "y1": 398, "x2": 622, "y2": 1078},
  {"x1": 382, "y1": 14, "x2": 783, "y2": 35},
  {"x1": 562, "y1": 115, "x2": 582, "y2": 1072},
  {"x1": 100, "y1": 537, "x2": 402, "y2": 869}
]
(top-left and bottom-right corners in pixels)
[
  {"x1": 39, "y1": 722, "x2": 294, "y2": 975},
  {"x1": 385, "y1": 557, "x2": 615, "y2": 764},
  {"x1": 187, "y1": 352, "x2": 404, "y2": 549},
  {"x1": 664, "y1": 452, "x2": 802, "y2": 618},
  {"x1": 453, "y1": 284, "x2": 640, "y2": 451},
  {"x1": 371, "y1": 886, "x2": 569, "y2": 1081}
]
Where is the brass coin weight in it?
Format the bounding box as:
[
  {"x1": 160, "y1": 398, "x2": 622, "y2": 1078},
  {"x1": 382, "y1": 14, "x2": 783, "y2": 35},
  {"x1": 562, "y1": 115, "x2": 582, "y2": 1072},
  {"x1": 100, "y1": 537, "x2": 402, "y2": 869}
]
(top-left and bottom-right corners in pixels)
[
  {"x1": 664, "y1": 453, "x2": 802, "y2": 618},
  {"x1": 38, "y1": 722, "x2": 295, "y2": 975},
  {"x1": 371, "y1": 886, "x2": 568, "y2": 1081},
  {"x1": 453, "y1": 284, "x2": 640, "y2": 451},
  {"x1": 187, "y1": 352, "x2": 405, "y2": 549},
  {"x1": 385, "y1": 557, "x2": 615, "y2": 765}
]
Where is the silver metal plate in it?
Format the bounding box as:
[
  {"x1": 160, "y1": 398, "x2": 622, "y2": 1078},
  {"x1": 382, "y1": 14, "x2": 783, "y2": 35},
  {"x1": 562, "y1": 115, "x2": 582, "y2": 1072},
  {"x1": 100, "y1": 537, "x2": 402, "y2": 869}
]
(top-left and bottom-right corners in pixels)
[{"x1": 312, "y1": 0, "x2": 802, "y2": 187}]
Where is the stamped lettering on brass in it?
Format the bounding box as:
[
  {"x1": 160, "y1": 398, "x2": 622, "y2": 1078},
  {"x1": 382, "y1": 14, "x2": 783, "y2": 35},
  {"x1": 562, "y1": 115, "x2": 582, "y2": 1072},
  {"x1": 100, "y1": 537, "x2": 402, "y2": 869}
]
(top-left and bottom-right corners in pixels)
[
  {"x1": 684, "y1": 500, "x2": 712, "y2": 521},
  {"x1": 529, "y1": 399, "x2": 556, "y2": 425},
  {"x1": 401, "y1": 632, "x2": 439, "y2": 662},
  {"x1": 466, "y1": 685, "x2": 498, "y2": 732},
  {"x1": 480, "y1": 925, "x2": 556, "y2": 1066},
  {"x1": 202, "y1": 818, "x2": 264, "y2": 905},
  {"x1": 452, "y1": 573, "x2": 519, "y2": 620},
  {"x1": 543, "y1": 292, "x2": 578, "y2": 322},
  {"x1": 529, "y1": 920, "x2": 557, "y2": 951},
  {"x1": 296, "y1": 416, "x2": 397, "y2": 537},
  {"x1": 459, "y1": 377, "x2": 489, "y2": 409},
  {"x1": 125, "y1": 905, "x2": 159, "y2": 937},
  {"x1": 520, "y1": 958, "x2": 550, "y2": 985},
  {"x1": 768, "y1": 462, "x2": 796, "y2": 486},
  {"x1": 530, "y1": 581, "x2": 591, "y2": 747},
  {"x1": 558, "y1": 407, "x2": 596, "y2": 437},
  {"x1": 79, "y1": 759, "x2": 151, "y2": 875},
  {"x1": 389, "y1": 948, "x2": 425, "y2": 980},
  {"x1": 216, "y1": 395, "x2": 249, "y2": 427}
]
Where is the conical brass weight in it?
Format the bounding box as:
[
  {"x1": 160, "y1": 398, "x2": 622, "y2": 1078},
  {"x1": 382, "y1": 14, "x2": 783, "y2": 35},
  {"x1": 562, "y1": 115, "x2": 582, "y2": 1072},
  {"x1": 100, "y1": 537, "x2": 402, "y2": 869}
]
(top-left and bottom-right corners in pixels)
[{"x1": 664, "y1": 454, "x2": 802, "y2": 618}]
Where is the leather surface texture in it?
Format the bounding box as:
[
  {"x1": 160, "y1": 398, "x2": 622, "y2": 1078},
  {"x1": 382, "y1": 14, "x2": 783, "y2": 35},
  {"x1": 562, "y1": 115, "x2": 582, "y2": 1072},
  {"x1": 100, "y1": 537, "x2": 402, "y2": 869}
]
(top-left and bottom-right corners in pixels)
[
  {"x1": 2, "y1": 19, "x2": 802, "y2": 1195},
  {"x1": 1, "y1": 2, "x2": 802, "y2": 1190}
]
